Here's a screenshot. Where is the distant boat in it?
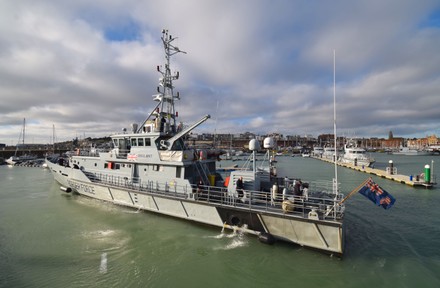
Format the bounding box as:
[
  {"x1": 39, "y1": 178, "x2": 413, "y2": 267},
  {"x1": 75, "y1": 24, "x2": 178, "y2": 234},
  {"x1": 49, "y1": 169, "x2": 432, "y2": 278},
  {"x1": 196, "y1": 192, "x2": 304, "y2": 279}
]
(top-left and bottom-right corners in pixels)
[
  {"x1": 6, "y1": 154, "x2": 37, "y2": 165},
  {"x1": 340, "y1": 140, "x2": 375, "y2": 167},
  {"x1": 393, "y1": 146, "x2": 430, "y2": 156},
  {"x1": 322, "y1": 146, "x2": 337, "y2": 161},
  {"x1": 6, "y1": 118, "x2": 36, "y2": 165},
  {"x1": 311, "y1": 146, "x2": 324, "y2": 157}
]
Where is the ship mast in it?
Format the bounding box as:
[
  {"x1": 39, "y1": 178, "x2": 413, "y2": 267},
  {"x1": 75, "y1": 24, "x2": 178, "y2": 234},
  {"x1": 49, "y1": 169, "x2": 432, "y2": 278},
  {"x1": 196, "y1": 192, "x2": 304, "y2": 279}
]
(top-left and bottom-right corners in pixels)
[
  {"x1": 333, "y1": 50, "x2": 339, "y2": 196},
  {"x1": 22, "y1": 118, "x2": 26, "y2": 146},
  {"x1": 137, "y1": 29, "x2": 186, "y2": 134},
  {"x1": 156, "y1": 29, "x2": 186, "y2": 135}
]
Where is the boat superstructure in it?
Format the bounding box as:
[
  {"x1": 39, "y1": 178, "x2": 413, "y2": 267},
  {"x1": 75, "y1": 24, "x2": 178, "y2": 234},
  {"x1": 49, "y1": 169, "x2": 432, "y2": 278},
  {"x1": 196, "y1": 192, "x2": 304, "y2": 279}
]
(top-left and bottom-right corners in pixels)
[{"x1": 46, "y1": 30, "x2": 346, "y2": 256}]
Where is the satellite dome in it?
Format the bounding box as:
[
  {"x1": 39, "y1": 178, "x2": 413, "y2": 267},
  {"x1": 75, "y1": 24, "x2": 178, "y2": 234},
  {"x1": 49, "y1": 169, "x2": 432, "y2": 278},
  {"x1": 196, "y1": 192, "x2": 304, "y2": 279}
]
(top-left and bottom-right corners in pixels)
[
  {"x1": 263, "y1": 137, "x2": 274, "y2": 149},
  {"x1": 249, "y1": 139, "x2": 260, "y2": 151}
]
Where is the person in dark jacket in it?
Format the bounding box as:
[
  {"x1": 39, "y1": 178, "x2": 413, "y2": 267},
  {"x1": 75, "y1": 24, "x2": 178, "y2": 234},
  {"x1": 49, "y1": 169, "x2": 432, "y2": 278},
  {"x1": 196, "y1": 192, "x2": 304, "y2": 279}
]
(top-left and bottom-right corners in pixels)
[{"x1": 236, "y1": 177, "x2": 244, "y2": 198}]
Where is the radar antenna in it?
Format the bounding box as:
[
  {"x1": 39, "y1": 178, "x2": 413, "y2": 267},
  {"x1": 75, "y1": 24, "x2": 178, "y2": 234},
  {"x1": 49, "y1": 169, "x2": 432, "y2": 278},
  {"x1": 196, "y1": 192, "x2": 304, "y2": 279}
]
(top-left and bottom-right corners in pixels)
[{"x1": 138, "y1": 29, "x2": 186, "y2": 134}]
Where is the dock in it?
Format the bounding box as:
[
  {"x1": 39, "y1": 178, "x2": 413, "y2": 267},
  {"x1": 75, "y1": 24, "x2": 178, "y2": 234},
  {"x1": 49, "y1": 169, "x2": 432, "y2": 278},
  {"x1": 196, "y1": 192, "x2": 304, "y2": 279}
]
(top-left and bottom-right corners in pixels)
[{"x1": 312, "y1": 156, "x2": 435, "y2": 188}]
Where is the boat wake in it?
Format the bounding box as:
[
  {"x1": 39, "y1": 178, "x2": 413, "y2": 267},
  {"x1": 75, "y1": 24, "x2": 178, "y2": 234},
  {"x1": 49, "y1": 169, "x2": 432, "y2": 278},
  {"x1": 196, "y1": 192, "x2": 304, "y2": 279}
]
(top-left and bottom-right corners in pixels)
[
  {"x1": 220, "y1": 237, "x2": 248, "y2": 250},
  {"x1": 120, "y1": 206, "x2": 143, "y2": 214},
  {"x1": 99, "y1": 252, "x2": 108, "y2": 274},
  {"x1": 206, "y1": 225, "x2": 249, "y2": 250},
  {"x1": 81, "y1": 229, "x2": 130, "y2": 255}
]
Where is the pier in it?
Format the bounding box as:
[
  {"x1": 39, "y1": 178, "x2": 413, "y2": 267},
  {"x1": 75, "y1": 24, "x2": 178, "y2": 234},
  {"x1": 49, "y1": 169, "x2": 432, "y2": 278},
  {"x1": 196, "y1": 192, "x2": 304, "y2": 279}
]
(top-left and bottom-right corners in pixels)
[{"x1": 312, "y1": 156, "x2": 436, "y2": 188}]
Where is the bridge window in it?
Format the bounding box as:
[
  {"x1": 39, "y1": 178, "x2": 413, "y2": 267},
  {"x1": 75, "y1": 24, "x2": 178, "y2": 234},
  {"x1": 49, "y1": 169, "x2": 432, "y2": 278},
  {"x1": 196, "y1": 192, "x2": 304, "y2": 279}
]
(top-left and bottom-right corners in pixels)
[
  {"x1": 138, "y1": 138, "x2": 144, "y2": 146},
  {"x1": 145, "y1": 138, "x2": 151, "y2": 146},
  {"x1": 131, "y1": 138, "x2": 137, "y2": 147},
  {"x1": 171, "y1": 139, "x2": 184, "y2": 151}
]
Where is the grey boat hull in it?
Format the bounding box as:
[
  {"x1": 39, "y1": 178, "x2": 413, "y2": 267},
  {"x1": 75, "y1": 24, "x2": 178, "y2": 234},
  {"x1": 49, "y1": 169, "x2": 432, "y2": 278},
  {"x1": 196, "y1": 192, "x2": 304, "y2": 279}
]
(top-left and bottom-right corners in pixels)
[{"x1": 47, "y1": 160, "x2": 344, "y2": 256}]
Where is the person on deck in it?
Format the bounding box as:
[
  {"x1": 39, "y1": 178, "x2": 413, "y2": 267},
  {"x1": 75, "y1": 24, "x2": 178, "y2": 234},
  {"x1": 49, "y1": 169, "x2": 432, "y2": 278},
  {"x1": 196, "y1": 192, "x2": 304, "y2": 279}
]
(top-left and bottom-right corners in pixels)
[
  {"x1": 294, "y1": 180, "x2": 303, "y2": 196},
  {"x1": 196, "y1": 179, "x2": 203, "y2": 200},
  {"x1": 236, "y1": 176, "x2": 244, "y2": 198},
  {"x1": 160, "y1": 117, "x2": 166, "y2": 132}
]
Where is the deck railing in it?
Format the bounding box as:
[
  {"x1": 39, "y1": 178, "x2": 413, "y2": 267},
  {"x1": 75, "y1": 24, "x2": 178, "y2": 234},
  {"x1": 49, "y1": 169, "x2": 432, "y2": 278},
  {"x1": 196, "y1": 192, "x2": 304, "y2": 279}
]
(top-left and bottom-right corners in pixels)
[{"x1": 85, "y1": 172, "x2": 344, "y2": 221}]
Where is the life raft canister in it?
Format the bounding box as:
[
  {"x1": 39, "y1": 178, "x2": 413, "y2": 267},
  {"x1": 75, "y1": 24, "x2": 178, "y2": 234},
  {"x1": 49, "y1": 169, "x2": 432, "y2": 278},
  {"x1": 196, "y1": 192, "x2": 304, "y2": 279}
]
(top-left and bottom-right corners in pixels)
[{"x1": 224, "y1": 176, "x2": 230, "y2": 187}]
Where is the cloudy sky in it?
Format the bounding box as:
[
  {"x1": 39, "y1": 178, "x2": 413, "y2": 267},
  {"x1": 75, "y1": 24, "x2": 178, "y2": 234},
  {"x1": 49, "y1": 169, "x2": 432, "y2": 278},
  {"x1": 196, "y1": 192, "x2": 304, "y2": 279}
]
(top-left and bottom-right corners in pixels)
[{"x1": 0, "y1": 0, "x2": 439, "y2": 145}]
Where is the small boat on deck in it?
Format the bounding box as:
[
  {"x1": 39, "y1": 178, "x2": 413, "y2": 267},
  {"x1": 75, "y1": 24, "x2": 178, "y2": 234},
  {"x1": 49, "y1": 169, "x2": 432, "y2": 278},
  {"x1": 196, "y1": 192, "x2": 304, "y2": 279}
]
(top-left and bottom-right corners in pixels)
[{"x1": 46, "y1": 30, "x2": 347, "y2": 256}]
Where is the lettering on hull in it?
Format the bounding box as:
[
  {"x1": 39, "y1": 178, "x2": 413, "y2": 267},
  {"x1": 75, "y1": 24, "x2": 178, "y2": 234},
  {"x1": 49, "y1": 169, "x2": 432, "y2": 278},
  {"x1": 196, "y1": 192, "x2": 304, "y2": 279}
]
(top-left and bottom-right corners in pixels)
[{"x1": 67, "y1": 179, "x2": 96, "y2": 195}]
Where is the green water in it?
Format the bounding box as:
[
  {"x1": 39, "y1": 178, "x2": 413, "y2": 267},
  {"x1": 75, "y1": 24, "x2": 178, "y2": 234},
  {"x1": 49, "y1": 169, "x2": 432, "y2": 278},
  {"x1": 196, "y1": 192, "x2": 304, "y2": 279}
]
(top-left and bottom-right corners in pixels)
[{"x1": 1, "y1": 154, "x2": 440, "y2": 287}]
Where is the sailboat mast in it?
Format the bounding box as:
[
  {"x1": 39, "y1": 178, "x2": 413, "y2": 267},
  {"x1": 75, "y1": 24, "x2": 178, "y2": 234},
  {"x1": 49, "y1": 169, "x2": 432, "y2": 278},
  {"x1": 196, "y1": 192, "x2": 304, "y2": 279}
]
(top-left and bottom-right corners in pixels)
[
  {"x1": 22, "y1": 118, "x2": 25, "y2": 146},
  {"x1": 333, "y1": 50, "x2": 338, "y2": 195},
  {"x1": 53, "y1": 124, "x2": 56, "y2": 153}
]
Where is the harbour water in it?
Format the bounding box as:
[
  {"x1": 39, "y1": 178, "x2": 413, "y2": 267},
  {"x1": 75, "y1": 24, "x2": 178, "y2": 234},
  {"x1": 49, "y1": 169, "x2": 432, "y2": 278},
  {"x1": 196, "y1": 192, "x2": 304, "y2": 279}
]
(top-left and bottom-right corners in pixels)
[{"x1": 1, "y1": 153, "x2": 439, "y2": 287}]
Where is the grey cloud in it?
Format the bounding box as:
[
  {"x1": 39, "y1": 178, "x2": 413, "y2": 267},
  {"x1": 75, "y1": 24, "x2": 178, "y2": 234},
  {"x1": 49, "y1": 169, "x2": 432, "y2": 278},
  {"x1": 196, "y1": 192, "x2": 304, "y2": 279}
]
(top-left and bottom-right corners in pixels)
[{"x1": 0, "y1": 0, "x2": 439, "y2": 144}]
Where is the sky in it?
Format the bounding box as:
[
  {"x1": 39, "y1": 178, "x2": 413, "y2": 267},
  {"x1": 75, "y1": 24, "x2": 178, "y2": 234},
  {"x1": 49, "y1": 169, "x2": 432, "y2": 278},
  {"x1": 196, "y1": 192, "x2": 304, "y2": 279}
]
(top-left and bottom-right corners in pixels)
[{"x1": 0, "y1": 0, "x2": 439, "y2": 145}]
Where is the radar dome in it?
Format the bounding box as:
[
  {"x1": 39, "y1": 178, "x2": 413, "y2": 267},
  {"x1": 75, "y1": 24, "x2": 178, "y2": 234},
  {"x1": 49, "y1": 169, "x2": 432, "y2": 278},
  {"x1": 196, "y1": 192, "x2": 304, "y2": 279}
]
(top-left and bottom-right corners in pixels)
[
  {"x1": 249, "y1": 139, "x2": 260, "y2": 151},
  {"x1": 263, "y1": 137, "x2": 274, "y2": 149}
]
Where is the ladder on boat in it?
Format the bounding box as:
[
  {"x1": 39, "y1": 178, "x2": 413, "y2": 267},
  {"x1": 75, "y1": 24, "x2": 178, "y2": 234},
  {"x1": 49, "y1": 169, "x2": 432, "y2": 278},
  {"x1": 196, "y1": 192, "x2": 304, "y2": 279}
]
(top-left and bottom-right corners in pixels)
[{"x1": 195, "y1": 161, "x2": 211, "y2": 186}]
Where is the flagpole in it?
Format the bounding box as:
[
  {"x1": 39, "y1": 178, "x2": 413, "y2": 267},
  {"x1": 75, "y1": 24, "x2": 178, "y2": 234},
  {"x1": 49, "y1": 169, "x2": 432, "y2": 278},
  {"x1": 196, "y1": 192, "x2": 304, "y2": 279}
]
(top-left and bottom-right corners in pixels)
[
  {"x1": 338, "y1": 177, "x2": 370, "y2": 205},
  {"x1": 333, "y1": 50, "x2": 338, "y2": 195}
]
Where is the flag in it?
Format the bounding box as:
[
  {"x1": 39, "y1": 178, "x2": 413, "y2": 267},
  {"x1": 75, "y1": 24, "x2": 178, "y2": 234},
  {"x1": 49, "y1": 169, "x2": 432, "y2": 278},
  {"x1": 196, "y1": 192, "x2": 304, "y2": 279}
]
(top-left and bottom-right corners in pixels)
[{"x1": 358, "y1": 178, "x2": 396, "y2": 209}]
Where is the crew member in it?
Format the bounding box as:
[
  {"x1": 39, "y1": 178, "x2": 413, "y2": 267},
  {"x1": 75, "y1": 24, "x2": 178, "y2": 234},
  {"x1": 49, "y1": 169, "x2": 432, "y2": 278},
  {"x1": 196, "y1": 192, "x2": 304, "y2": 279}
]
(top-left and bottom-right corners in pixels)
[{"x1": 236, "y1": 176, "x2": 244, "y2": 198}]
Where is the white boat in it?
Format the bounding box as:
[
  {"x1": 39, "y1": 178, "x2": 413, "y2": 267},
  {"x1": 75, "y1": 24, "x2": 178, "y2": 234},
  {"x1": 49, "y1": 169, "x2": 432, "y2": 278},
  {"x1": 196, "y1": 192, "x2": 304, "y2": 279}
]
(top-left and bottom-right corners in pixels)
[
  {"x1": 322, "y1": 146, "x2": 337, "y2": 161},
  {"x1": 46, "y1": 30, "x2": 347, "y2": 256},
  {"x1": 428, "y1": 145, "x2": 440, "y2": 155},
  {"x1": 6, "y1": 118, "x2": 36, "y2": 165},
  {"x1": 5, "y1": 154, "x2": 37, "y2": 165},
  {"x1": 311, "y1": 146, "x2": 324, "y2": 157},
  {"x1": 340, "y1": 140, "x2": 375, "y2": 167},
  {"x1": 393, "y1": 146, "x2": 430, "y2": 156}
]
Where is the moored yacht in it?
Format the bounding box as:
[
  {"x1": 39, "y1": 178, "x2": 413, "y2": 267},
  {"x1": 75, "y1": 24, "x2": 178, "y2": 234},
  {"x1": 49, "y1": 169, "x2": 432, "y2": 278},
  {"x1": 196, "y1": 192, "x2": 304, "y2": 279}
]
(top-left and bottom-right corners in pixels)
[
  {"x1": 311, "y1": 146, "x2": 324, "y2": 157},
  {"x1": 6, "y1": 119, "x2": 37, "y2": 165},
  {"x1": 340, "y1": 140, "x2": 375, "y2": 167},
  {"x1": 322, "y1": 146, "x2": 337, "y2": 161}
]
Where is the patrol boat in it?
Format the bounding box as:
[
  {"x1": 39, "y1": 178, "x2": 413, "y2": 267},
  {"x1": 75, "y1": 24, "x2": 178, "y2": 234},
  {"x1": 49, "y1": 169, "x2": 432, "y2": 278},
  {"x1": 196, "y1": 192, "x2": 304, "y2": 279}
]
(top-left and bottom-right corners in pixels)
[{"x1": 46, "y1": 30, "x2": 346, "y2": 256}]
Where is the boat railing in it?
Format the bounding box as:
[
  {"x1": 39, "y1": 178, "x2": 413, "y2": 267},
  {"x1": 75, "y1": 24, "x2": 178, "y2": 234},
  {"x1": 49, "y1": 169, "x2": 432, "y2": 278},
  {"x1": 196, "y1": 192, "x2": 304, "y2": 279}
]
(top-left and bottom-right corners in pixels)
[{"x1": 85, "y1": 172, "x2": 344, "y2": 221}]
